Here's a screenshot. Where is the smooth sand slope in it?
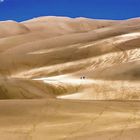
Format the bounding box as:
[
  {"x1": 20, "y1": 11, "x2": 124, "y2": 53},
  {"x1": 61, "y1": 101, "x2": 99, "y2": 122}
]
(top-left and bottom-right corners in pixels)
[
  {"x1": 0, "y1": 100, "x2": 140, "y2": 140},
  {"x1": 0, "y1": 20, "x2": 30, "y2": 38},
  {"x1": 0, "y1": 16, "x2": 140, "y2": 140}
]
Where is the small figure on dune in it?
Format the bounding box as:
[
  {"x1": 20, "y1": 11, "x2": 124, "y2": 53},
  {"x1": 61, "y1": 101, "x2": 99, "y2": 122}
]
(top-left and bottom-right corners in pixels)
[{"x1": 80, "y1": 76, "x2": 85, "y2": 79}]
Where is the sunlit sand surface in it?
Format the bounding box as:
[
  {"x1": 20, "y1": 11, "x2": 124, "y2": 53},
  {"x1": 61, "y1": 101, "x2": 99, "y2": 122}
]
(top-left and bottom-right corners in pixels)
[{"x1": 0, "y1": 16, "x2": 140, "y2": 140}]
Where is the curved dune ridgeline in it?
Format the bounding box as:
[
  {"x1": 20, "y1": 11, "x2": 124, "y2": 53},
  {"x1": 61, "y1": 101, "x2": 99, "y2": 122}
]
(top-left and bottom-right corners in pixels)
[{"x1": 0, "y1": 16, "x2": 140, "y2": 140}]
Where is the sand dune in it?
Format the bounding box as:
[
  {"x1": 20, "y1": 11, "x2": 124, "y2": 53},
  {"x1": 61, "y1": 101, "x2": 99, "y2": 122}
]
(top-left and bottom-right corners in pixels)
[
  {"x1": 0, "y1": 20, "x2": 30, "y2": 38},
  {"x1": 22, "y1": 16, "x2": 118, "y2": 33},
  {"x1": 0, "y1": 100, "x2": 140, "y2": 140},
  {"x1": 0, "y1": 16, "x2": 140, "y2": 139}
]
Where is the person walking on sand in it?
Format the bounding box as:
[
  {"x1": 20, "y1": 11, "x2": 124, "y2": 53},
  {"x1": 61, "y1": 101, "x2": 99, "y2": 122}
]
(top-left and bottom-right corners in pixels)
[{"x1": 80, "y1": 76, "x2": 85, "y2": 79}]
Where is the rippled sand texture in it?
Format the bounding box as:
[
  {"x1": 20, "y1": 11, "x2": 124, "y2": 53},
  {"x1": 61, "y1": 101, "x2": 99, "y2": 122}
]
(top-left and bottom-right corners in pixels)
[{"x1": 0, "y1": 16, "x2": 140, "y2": 140}]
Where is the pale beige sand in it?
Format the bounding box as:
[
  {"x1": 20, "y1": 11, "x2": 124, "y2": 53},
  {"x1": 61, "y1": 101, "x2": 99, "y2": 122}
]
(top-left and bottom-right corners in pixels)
[{"x1": 0, "y1": 16, "x2": 140, "y2": 139}]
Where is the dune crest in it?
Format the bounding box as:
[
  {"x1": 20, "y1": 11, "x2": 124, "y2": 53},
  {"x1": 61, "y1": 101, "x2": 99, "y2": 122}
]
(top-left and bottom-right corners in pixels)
[{"x1": 0, "y1": 20, "x2": 30, "y2": 38}]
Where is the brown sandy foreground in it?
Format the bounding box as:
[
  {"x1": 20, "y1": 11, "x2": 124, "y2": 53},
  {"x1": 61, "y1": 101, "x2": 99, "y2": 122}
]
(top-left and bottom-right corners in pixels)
[
  {"x1": 0, "y1": 99, "x2": 140, "y2": 140},
  {"x1": 0, "y1": 16, "x2": 140, "y2": 139}
]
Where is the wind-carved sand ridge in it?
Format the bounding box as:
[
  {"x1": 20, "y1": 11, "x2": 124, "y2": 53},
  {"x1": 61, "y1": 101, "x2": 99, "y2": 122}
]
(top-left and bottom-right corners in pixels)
[{"x1": 0, "y1": 16, "x2": 140, "y2": 140}]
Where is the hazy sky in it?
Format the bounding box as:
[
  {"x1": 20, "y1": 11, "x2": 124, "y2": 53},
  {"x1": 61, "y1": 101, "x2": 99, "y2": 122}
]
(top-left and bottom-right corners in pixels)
[{"x1": 0, "y1": 0, "x2": 140, "y2": 21}]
